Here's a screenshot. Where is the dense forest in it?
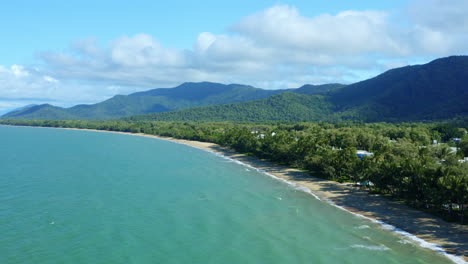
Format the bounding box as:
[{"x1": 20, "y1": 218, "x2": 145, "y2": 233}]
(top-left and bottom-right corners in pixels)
[
  {"x1": 125, "y1": 93, "x2": 336, "y2": 122},
  {"x1": 1, "y1": 119, "x2": 467, "y2": 224}
]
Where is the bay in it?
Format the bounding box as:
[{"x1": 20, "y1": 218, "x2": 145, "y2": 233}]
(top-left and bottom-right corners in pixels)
[{"x1": 0, "y1": 126, "x2": 454, "y2": 263}]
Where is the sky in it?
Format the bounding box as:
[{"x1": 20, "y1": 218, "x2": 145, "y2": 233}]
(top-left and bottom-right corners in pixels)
[{"x1": 0, "y1": 0, "x2": 467, "y2": 114}]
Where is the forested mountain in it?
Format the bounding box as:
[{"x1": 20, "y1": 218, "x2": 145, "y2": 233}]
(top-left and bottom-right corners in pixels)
[
  {"x1": 3, "y1": 56, "x2": 467, "y2": 122},
  {"x1": 1, "y1": 82, "x2": 289, "y2": 120},
  {"x1": 333, "y1": 56, "x2": 468, "y2": 121},
  {"x1": 128, "y1": 56, "x2": 468, "y2": 122},
  {"x1": 126, "y1": 92, "x2": 335, "y2": 122},
  {"x1": 4, "y1": 104, "x2": 78, "y2": 120}
]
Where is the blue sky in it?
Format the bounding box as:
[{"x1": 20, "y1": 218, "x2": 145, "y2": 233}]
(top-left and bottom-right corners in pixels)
[
  {"x1": 1, "y1": 0, "x2": 408, "y2": 65},
  {"x1": 0, "y1": 0, "x2": 467, "y2": 113}
]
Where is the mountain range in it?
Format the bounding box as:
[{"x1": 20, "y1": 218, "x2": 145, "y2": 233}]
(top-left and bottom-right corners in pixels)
[{"x1": 2, "y1": 56, "x2": 467, "y2": 122}]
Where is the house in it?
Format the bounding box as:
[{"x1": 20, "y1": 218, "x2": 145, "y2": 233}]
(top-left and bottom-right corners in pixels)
[{"x1": 357, "y1": 150, "x2": 373, "y2": 159}]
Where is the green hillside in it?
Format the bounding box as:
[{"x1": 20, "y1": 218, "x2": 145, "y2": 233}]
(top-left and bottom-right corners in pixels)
[
  {"x1": 128, "y1": 56, "x2": 468, "y2": 123},
  {"x1": 126, "y1": 92, "x2": 334, "y2": 122},
  {"x1": 333, "y1": 56, "x2": 468, "y2": 121},
  {"x1": 3, "y1": 104, "x2": 79, "y2": 120},
  {"x1": 3, "y1": 56, "x2": 467, "y2": 122},
  {"x1": 1, "y1": 82, "x2": 287, "y2": 120}
]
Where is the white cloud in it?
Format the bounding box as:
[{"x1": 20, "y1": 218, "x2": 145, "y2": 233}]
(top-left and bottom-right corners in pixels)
[
  {"x1": 43, "y1": 75, "x2": 59, "y2": 83},
  {"x1": 110, "y1": 34, "x2": 187, "y2": 67},
  {"x1": 35, "y1": 3, "x2": 468, "y2": 92},
  {"x1": 406, "y1": 0, "x2": 468, "y2": 56},
  {"x1": 409, "y1": 0, "x2": 468, "y2": 33},
  {"x1": 194, "y1": 32, "x2": 217, "y2": 53},
  {"x1": 11, "y1": 65, "x2": 30, "y2": 77},
  {"x1": 0, "y1": 65, "x2": 54, "y2": 99},
  {"x1": 233, "y1": 6, "x2": 405, "y2": 56}
]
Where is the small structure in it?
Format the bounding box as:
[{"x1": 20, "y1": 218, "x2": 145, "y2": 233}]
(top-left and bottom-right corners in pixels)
[
  {"x1": 452, "y1": 138, "x2": 462, "y2": 144},
  {"x1": 357, "y1": 180, "x2": 374, "y2": 187},
  {"x1": 459, "y1": 157, "x2": 468, "y2": 163},
  {"x1": 432, "y1": 139, "x2": 438, "y2": 144},
  {"x1": 357, "y1": 150, "x2": 373, "y2": 159},
  {"x1": 450, "y1": 147, "x2": 458, "y2": 154}
]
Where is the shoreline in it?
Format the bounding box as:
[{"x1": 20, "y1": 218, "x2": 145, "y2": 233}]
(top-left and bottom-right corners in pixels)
[{"x1": 4, "y1": 125, "x2": 468, "y2": 262}]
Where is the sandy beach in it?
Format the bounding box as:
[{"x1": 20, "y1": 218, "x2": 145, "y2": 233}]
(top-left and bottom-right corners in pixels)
[
  {"x1": 6, "y1": 126, "x2": 468, "y2": 262},
  {"x1": 162, "y1": 135, "x2": 468, "y2": 262}
]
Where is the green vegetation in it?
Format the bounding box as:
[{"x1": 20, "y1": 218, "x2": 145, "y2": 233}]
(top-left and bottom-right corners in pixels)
[
  {"x1": 126, "y1": 93, "x2": 336, "y2": 122},
  {"x1": 1, "y1": 82, "x2": 292, "y2": 120},
  {"x1": 2, "y1": 119, "x2": 467, "y2": 224},
  {"x1": 332, "y1": 56, "x2": 468, "y2": 121},
  {"x1": 127, "y1": 56, "x2": 468, "y2": 122},
  {"x1": 4, "y1": 56, "x2": 468, "y2": 123}
]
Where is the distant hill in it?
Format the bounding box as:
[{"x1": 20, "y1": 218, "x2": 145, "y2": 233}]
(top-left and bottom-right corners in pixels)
[
  {"x1": 1, "y1": 82, "x2": 289, "y2": 120},
  {"x1": 3, "y1": 104, "x2": 78, "y2": 120},
  {"x1": 125, "y1": 92, "x2": 334, "y2": 122},
  {"x1": 126, "y1": 56, "x2": 468, "y2": 122},
  {"x1": 294, "y1": 83, "x2": 346, "y2": 95}
]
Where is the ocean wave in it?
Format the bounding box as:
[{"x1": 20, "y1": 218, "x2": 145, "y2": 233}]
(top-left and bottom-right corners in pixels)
[
  {"x1": 350, "y1": 244, "x2": 390, "y2": 251},
  {"x1": 160, "y1": 138, "x2": 466, "y2": 264},
  {"x1": 323, "y1": 199, "x2": 466, "y2": 264},
  {"x1": 355, "y1": 225, "x2": 370, "y2": 229},
  {"x1": 398, "y1": 239, "x2": 413, "y2": 245}
]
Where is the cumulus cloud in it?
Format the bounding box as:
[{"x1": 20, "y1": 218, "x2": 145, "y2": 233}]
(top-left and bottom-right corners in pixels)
[
  {"x1": 36, "y1": 2, "x2": 467, "y2": 91},
  {"x1": 407, "y1": 0, "x2": 468, "y2": 55},
  {"x1": 110, "y1": 34, "x2": 187, "y2": 67},
  {"x1": 409, "y1": 0, "x2": 468, "y2": 33},
  {"x1": 233, "y1": 6, "x2": 405, "y2": 56},
  {"x1": 1, "y1": 1, "x2": 467, "y2": 114},
  {"x1": 0, "y1": 65, "x2": 58, "y2": 99}
]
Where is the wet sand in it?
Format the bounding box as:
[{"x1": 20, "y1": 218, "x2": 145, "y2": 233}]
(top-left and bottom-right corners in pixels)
[{"x1": 163, "y1": 136, "x2": 467, "y2": 262}]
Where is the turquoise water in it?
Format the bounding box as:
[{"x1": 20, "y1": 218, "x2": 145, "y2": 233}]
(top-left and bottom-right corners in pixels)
[{"x1": 0, "y1": 126, "x2": 455, "y2": 264}]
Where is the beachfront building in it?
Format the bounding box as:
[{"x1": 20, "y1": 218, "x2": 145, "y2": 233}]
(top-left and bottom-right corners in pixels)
[{"x1": 357, "y1": 150, "x2": 373, "y2": 159}]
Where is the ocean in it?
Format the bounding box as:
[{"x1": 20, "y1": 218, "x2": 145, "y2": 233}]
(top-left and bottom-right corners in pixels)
[{"x1": 0, "y1": 126, "x2": 456, "y2": 263}]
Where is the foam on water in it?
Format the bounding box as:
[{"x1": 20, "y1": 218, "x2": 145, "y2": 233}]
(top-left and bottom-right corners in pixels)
[
  {"x1": 166, "y1": 138, "x2": 466, "y2": 264},
  {"x1": 8, "y1": 128, "x2": 459, "y2": 264},
  {"x1": 323, "y1": 196, "x2": 466, "y2": 264},
  {"x1": 355, "y1": 225, "x2": 370, "y2": 229},
  {"x1": 350, "y1": 244, "x2": 390, "y2": 251}
]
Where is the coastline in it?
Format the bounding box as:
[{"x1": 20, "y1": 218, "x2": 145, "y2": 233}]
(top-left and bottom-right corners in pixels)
[
  {"x1": 156, "y1": 133, "x2": 468, "y2": 263},
  {"x1": 4, "y1": 125, "x2": 468, "y2": 262}
]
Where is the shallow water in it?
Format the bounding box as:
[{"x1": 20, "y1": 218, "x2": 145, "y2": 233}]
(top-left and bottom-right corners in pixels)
[{"x1": 0, "y1": 126, "x2": 455, "y2": 263}]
